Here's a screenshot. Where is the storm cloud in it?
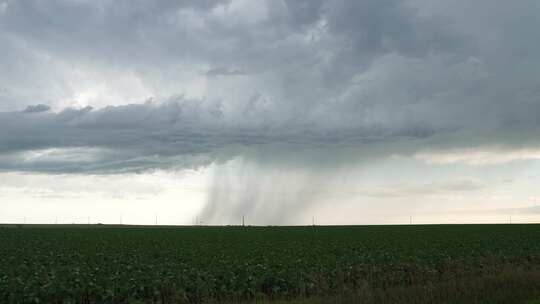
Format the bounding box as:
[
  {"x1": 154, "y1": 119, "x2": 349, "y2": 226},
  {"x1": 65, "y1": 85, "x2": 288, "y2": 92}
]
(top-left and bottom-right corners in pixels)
[{"x1": 2, "y1": 0, "x2": 540, "y2": 224}]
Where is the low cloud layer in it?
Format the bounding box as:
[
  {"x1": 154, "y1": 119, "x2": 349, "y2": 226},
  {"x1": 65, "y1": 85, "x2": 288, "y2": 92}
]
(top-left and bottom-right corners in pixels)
[{"x1": 0, "y1": 97, "x2": 429, "y2": 173}]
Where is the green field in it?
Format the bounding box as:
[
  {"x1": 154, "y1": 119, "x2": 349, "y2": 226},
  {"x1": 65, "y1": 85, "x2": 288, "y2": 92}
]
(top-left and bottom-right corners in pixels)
[{"x1": 2, "y1": 224, "x2": 540, "y2": 303}]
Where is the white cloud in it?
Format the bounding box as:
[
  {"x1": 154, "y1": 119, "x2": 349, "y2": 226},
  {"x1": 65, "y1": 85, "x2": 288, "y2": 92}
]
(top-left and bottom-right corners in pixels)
[
  {"x1": 414, "y1": 147, "x2": 540, "y2": 165},
  {"x1": 0, "y1": 170, "x2": 208, "y2": 224},
  {"x1": 334, "y1": 178, "x2": 485, "y2": 199}
]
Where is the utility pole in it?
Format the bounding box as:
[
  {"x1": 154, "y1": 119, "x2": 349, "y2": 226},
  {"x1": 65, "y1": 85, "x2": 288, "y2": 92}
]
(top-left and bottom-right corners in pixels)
[
  {"x1": 155, "y1": 215, "x2": 158, "y2": 226},
  {"x1": 242, "y1": 215, "x2": 245, "y2": 227},
  {"x1": 312, "y1": 216, "x2": 315, "y2": 227},
  {"x1": 87, "y1": 216, "x2": 90, "y2": 225}
]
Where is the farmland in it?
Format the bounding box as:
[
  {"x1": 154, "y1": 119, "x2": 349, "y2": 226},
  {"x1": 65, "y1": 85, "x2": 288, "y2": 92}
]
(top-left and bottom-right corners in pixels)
[{"x1": 1, "y1": 224, "x2": 540, "y2": 303}]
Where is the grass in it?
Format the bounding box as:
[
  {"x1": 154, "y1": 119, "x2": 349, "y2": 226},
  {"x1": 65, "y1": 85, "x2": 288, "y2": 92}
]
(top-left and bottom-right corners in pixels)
[{"x1": 1, "y1": 224, "x2": 540, "y2": 303}]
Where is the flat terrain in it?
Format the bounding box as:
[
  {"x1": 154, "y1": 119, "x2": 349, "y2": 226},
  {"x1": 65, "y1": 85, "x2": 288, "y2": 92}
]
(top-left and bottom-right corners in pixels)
[{"x1": 1, "y1": 224, "x2": 540, "y2": 303}]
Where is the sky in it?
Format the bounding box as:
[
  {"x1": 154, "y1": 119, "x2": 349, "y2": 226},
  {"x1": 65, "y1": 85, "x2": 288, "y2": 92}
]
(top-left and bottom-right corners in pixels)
[{"x1": 2, "y1": 0, "x2": 540, "y2": 225}]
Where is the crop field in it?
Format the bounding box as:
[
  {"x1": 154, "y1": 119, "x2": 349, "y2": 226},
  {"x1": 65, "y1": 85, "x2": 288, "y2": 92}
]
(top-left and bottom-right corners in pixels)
[{"x1": 1, "y1": 224, "x2": 540, "y2": 303}]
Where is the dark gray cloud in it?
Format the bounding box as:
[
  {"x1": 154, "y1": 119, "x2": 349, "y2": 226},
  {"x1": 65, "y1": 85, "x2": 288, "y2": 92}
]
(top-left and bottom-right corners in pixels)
[
  {"x1": 22, "y1": 104, "x2": 50, "y2": 113},
  {"x1": 0, "y1": 97, "x2": 435, "y2": 173},
  {"x1": 205, "y1": 67, "x2": 246, "y2": 77},
  {"x1": 1, "y1": 0, "x2": 540, "y2": 174}
]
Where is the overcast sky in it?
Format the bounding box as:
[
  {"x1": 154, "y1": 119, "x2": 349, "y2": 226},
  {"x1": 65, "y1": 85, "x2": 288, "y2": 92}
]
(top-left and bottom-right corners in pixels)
[{"x1": 2, "y1": 0, "x2": 540, "y2": 225}]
